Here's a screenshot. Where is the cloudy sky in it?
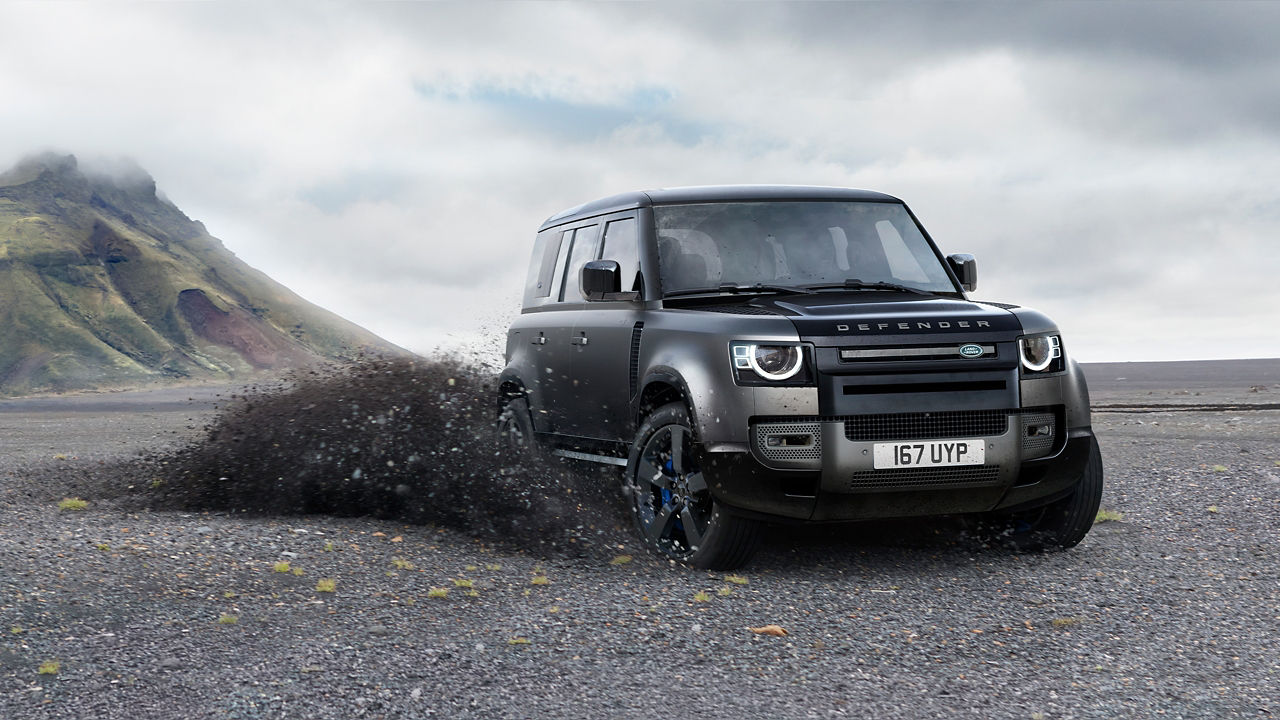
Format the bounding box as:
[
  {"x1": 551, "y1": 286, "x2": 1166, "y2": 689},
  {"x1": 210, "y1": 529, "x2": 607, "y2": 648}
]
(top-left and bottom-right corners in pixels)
[{"x1": 2, "y1": 2, "x2": 1278, "y2": 363}]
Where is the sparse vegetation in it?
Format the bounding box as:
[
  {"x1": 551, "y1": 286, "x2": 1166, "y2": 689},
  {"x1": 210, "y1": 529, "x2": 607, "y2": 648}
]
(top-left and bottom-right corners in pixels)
[
  {"x1": 1095, "y1": 508, "x2": 1123, "y2": 523},
  {"x1": 693, "y1": 590, "x2": 712, "y2": 603},
  {"x1": 427, "y1": 587, "x2": 449, "y2": 599},
  {"x1": 531, "y1": 575, "x2": 549, "y2": 586},
  {"x1": 37, "y1": 660, "x2": 60, "y2": 675},
  {"x1": 273, "y1": 561, "x2": 291, "y2": 573},
  {"x1": 315, "y1": 579, "x2": 336, "y2": 593},
  {"x1": 609, "y1": 555, "x2": 632, "y2": 565},
  {"x1": 717, "y1": 586, "x2": 733, "y2": 597},
  {"x1": 391, "y1": 557, "x2": 414, "y2": 570},
  {"x1": 1051, "y1": 617, "x2": 1082, "y2": 628},
  {"x1": 453, "y1": 578, "x2": 473, "y2": 588},
  {"x1": 96, "y1": 543, "x2": 111, "y2": 551},
  {"x1": 218, "y1": 614, "x2": 239, "y2": 625},
  {"x1": 508, "y1": 637, "x2": 531, "y2": 645},
  {"x1": 724, "y1": 574, "x2": 749, "y2": 585},
  {"x1": 58, "y1": 497, "x2": 88, "y2": 511}
]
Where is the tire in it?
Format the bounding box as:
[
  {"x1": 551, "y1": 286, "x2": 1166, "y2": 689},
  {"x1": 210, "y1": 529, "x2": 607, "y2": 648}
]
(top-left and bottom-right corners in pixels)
[
  {"x1": 496, "y1": 397, "x2": 536, "y2": 456},
  {"x1": 979, "y1": 436, "x2": 1104, "y2": 551},
  {"x1": 623, "y1": 402, "x2": 761, "y2": 570}
]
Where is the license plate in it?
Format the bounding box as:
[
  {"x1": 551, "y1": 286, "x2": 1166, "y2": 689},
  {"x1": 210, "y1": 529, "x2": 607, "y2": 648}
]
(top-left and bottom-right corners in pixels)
[{"x1": 872, "y1": 439, "x2": 985, "y2": 469}]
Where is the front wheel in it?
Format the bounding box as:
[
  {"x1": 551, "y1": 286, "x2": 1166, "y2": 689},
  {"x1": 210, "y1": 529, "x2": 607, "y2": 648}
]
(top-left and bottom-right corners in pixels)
[
  {"x1": 977, "y1": 436, "x2": 1105, "y2": 551},
  {"x1": 624, "y1": 402, "x2": 761, "y2": 570}
]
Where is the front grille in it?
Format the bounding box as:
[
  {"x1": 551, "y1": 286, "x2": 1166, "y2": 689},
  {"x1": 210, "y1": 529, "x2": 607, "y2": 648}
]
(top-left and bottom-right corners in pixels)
[
  {"x1": 846, "y1": 465, "x2": 1002, "y2": 492},
  {"x1": 843, "y1": 410, "x2": 1009, "y2": 442}
]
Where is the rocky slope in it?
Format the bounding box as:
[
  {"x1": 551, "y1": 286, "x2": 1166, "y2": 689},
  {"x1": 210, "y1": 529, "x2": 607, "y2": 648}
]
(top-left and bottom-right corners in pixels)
[{"x1": 0, "y1": 153, "x2": 405, "y2": 394}]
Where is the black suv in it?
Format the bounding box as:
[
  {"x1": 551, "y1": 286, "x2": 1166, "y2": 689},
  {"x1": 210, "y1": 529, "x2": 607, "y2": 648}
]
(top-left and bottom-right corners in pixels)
[{"x1": 499, "y1": 186, "x2": 1102, "y2": 569}]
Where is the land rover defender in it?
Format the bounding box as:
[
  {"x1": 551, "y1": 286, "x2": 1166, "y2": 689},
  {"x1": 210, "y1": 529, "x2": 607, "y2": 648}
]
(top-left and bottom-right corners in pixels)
[{"x1": 499, "y1": 186, "x2": 1102, "y2": 569}]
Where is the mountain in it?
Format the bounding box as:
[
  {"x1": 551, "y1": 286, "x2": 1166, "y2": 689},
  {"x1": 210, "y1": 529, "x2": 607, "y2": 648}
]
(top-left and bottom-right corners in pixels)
[{"x1": 0, "y1": 153, "x2": 407, "y2": 395}]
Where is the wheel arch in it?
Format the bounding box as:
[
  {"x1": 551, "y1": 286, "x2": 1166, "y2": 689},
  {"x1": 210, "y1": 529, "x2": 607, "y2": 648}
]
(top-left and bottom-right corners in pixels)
[{"x1": 635, "y1": 370, "x2": 694, "y2": 429}]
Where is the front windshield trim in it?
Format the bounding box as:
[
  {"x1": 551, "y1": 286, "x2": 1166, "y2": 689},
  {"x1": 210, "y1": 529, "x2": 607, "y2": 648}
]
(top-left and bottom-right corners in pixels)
[{"x1": 654, "y1": 200, "x2": 959, "y2": 298}]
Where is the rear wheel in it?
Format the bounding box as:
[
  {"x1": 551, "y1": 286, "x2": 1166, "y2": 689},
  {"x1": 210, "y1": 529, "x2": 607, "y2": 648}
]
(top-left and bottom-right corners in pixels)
[
  {"x1": 624, "y1": 402, "x2": 761, "y2": 569},
  {"x1": 979, "y1": 436, "x2": 1104, "y2": 551},
  {"x1": 496, "y1": 397, "x2": 536, "y2": 456}
]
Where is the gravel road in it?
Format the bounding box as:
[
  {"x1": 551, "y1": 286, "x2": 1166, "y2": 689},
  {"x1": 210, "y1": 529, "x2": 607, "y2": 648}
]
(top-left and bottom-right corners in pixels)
[{"x1": 1, "y1": 362, "x2": 1278, "y2": 719}]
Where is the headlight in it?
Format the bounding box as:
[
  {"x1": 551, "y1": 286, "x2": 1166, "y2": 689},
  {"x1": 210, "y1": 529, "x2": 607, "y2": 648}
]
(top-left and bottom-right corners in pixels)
[
  {"x1": 730, "y1": 342, "x2": 808, "y2": 383},
  {"x1": 1019, "y1": 334, "x2": 1062, "y2": 373}
]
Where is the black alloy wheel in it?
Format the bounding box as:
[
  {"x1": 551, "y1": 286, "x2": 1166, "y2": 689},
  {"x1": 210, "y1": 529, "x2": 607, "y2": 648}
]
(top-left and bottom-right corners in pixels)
[{"x1": 625, "y1": 402, "x2": 760, "y2": 569}]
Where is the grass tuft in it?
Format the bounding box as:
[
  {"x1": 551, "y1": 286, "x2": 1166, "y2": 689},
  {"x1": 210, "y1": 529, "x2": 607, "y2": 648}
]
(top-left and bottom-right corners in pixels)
[
  {"x1": 531, "y1": 576, "x2": 550, "y2": 586},
  {"x1": 693, "y1": 590, "x2": 712, "y2": 603},
  {"x1": 427, "y1": 587, "x2": 448, "y2": 599},
  {"x1": 58, "y1": 497, "x2": 88, "y2": 511},
  {"x1": 1095, "y1": 508, "x2": 1123, "y2": 523},
  {"x1": 273, "y1": 561, "x2": 291, "y2": 573},
  {"x1": 724, "y1": 574, "x2": 749, "y2": 585},
  {"x1": 609, "y1": 555, "x2": 633, "y2": 565},
  {"x1": 508, "y1": 637, "x2": 531, "y2": 645},
  {"x1": 315, "y1": 578, "x2": 336, "y2": 593},
  {"x1": 37, "y1": 660, "x2": 60, "y2": 675},
  {"x1": 1051, "y1": 616, "x2": 1081, "y2": 628},
  {"x1": 217, "y1": 614, "x2": 239, "y2": 625}
]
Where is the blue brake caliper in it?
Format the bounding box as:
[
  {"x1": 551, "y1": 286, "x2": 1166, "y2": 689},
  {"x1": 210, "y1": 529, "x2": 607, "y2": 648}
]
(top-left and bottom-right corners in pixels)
[{"x1": 661, "y1": 457, "x2": 683, "y2": 532}]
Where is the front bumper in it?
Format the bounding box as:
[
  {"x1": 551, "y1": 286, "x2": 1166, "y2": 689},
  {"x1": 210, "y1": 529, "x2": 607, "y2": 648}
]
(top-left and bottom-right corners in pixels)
[{"x1": 703, "y1": 407, "x2": 1094, "y2": 522}]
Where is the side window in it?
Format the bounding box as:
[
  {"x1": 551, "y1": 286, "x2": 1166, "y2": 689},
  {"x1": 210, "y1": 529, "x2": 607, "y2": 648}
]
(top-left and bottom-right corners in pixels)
[
  {"x1": 532, "y1": 229, "x2": 562, "y2": 298},
  {"x1": 600, "y1": 217, "x2": 639, "y2": 293},
  {"x1": 559, "y1": 224, "x2": 600, "y2": 301},
  {"x1": 547, "y1": 229, "x2": 574, "y2": 301}
]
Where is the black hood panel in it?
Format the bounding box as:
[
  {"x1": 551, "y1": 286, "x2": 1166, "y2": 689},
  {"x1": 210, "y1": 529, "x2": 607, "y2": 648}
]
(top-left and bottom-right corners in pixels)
[{"x1": 760, "y1": 295, "x2": 1022, "y2": 341}]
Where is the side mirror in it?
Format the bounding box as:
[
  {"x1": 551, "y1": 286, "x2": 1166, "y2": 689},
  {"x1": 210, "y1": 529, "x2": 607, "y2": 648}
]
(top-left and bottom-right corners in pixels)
[
  {"x1": 947, "y1": 253, "x2": 977, "y2": 293},
  {"x1": 581, "y1": 260, "x2": 621, "y2": 300}
]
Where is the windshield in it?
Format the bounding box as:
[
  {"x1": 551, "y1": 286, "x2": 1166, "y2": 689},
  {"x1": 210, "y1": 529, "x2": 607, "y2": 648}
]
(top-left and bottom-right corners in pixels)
[{"x1": 654, "y1": 201, "x2": 957, "y2": 296}]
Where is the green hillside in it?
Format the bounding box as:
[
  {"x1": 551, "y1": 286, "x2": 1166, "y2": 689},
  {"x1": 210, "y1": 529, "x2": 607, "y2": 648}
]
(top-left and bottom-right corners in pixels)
[{"x1": 0, "y1": 153, "x2": 406, "y2": 395}]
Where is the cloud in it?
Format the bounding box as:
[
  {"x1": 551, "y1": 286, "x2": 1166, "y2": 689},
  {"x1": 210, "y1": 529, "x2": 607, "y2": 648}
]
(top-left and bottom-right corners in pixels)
[{"x1": 1, "y1": 2, "x2": 1278, "y2": 361}]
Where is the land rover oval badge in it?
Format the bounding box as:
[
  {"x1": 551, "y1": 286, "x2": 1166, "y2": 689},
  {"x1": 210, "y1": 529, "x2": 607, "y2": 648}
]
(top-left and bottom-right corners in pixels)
[{"x1": 959, "y1": 343, "x2": 984, "y2": 358}]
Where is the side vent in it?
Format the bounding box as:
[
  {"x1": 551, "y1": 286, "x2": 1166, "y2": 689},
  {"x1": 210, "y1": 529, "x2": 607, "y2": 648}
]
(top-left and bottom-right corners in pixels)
[{"x1": 628, "y1": 322, "x2": 644, "y2": 399}]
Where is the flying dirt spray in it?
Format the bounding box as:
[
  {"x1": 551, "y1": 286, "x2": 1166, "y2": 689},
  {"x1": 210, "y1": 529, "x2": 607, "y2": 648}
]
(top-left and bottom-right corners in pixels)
[{"x1": 144, "y1": 356, "x2": 631, "y2": 557}]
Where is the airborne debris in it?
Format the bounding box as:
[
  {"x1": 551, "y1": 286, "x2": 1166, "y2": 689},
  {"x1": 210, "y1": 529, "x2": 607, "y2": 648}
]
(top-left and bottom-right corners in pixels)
[{"x1": 138, "y1": 356, "x2": 629, "y2": 559}]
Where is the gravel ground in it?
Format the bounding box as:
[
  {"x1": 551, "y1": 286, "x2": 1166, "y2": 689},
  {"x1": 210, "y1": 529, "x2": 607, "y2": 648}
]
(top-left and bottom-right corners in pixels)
[{"x1": 1, "y1": 364, "x2": 1278, "y2": 719}]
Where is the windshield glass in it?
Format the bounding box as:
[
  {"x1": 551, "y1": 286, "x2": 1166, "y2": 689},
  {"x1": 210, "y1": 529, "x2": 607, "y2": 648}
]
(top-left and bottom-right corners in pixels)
[{"x1": 654, "y1": 201, "x2": 956, "y2": 295}]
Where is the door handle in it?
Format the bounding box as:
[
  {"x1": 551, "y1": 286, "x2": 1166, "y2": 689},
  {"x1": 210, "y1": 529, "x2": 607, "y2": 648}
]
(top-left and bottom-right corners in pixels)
[
  {"x1": 570, "y1": 336, "x2": 589, "y2": 346},
  {"x1": 531, "y1": 335, "x2": 547, "y2": 345}
]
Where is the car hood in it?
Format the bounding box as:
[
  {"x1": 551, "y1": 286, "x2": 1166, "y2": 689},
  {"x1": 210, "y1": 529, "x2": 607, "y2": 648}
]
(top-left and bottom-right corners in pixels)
[{"x1": 746, "y1": 294, "x2": 1024, "y2": 341}]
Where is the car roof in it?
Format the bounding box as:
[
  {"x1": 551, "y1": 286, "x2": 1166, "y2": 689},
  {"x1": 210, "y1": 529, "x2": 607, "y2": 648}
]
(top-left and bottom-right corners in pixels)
[{"x1": 539, "y1": 185, "x2": 903, "y2": 231}]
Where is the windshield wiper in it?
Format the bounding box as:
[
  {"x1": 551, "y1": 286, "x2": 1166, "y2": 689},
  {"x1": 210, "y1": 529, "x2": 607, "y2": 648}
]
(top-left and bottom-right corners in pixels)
[
  {"x1": 664, "y1": 283, "x2": 815, "y2": 298},
  {"x1": 804, "y1": 279, "x2": 936, "y2": 296}
]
